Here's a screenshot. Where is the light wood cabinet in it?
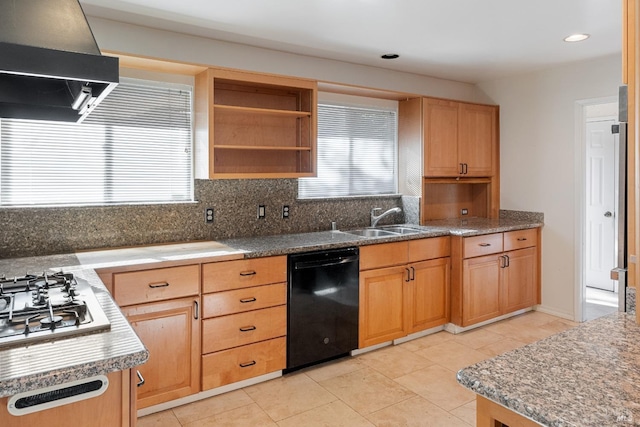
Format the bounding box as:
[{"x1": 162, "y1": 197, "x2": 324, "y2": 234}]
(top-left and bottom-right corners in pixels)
[
  {"x1": 398, "y1": 96, "x2": 500, "y2": 221},
  {"x1": 424, "y1": 98, "x2": 497, "y2": 178},
  {"x1": 0, "y1": 370, "x2": 135, "y2": 427},
  {"x1": 194, "y1": 68, "x2": 317, "y2": 179},
  {"x1": 201, "y1": 256, "x2": 287, "y2": 390},
  {"x1": 452, "y1": 228, "x2": 541, "y2": 327},
  {"x1": 359, "y1": 237, "x2": 450, "y2": 348},
  {"x1": 110, "y1": 265, "x2": 201, "y2": 409}
]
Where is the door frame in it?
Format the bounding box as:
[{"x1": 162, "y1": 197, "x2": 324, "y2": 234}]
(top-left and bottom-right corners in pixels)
[{"x1": 574, "y1": 96, "x2": 618, "y2": 322}]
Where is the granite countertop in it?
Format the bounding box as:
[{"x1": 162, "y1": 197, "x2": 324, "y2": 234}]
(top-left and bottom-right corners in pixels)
[
  {"x1": 457, "y1": 312, "x2": 640, "y2": 426},
  {"x1": 0, "y1": 266, "x2": 149, "y2": 398},
  {"x1": 0, "y1": 215, "x2": 541, "y2": 398}
]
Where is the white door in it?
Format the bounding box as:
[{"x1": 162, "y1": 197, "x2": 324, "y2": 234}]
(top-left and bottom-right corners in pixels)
[{"x1": 585, "y1": 118, "x2": 617, "y2": 291}]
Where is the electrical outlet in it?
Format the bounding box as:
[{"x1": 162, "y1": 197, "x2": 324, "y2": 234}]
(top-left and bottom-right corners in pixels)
[
  {"x1": 282, "y1": 205, "x2": 290, "y2": 219},
  {"x1": 205, "y1": 207, "x2": 214, "y2": 224},
  {"x1": 257, "y1": 205, "x2": 266, "y2": 219},
  {"x1": 461, "y1": 208, "x2": 468, "y2": 215}
]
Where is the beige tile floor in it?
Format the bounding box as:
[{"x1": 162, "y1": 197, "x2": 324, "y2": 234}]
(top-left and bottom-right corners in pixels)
[{"x1": 138, "y1": 311, "x2": 578, "y2": 427}]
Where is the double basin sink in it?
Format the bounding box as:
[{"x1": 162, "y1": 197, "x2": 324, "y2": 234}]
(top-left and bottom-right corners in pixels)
[{"x1": 340, "y1": 225, "x2": 424, "y2": 238}]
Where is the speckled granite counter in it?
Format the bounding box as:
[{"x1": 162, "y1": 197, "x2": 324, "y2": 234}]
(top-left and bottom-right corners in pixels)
[
  {"x1": 0, "y1": 216, "x2": 541, "y2": 398},
  {"x1": 457, "y1": 312, "x2": 640, "y2": 426},
  {"x1": 0, "y1": 259, "x2": 149, "y2": 398}
]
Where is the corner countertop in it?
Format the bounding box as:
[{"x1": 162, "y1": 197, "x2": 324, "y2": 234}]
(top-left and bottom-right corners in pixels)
[
  {"x1": 457, "y1": 312, "x2": 640, "y2": 426},
  {"x1": 0, "y1": 267, "x2": 149, "y2": 398},
  {"x1": 0, "y1": 215, "x2": 542, "y2": 398}
]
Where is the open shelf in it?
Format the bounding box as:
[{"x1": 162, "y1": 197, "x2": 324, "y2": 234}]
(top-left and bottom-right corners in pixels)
[{"x1": 195, "y1": 69, "x2": 317, "y2": 179}]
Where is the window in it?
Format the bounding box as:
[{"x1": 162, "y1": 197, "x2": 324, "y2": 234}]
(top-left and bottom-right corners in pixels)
[
  {"x1": 299, "y1": 96, "x2": 397, "y2": 198},
  {"x1": 0, "y1": 78, "x2": 193, "y2": 207}
]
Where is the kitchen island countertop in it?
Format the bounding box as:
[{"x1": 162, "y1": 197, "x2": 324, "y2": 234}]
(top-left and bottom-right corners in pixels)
[{"x1": 457, "y1": 312, "x2": 640, "y2": 426}]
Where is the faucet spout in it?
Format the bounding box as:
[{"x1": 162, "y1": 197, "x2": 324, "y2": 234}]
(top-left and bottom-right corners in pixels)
[{"x1": 370, "y1": 207, "x2": 402, "y2": 228}]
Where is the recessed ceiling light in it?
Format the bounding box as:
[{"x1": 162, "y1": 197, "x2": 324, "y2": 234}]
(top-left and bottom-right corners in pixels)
[
  {"x1": 563, "y1": 34, "x2": 590, "y2": 42},
  {"x1": 381, "y1": 54, "x2": 399, "y2": 59}
]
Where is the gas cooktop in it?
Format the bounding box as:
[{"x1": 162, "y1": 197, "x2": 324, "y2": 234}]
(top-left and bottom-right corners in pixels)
[{"x1": 0, "y1": 272, "x2": 111, "y2": 349}]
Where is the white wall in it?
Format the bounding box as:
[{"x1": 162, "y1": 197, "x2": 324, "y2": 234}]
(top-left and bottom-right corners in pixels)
[
  {"x1": 478, "y1": 54, "x2": 622, "y2": 319},
  {"x1": 87, "y1": 17, "x2": 487, "y2": 103}
]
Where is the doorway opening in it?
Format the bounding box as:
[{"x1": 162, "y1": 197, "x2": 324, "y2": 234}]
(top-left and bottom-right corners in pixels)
[{"x1": 582, "y1": 101, "x2": 619, "y2": 322}]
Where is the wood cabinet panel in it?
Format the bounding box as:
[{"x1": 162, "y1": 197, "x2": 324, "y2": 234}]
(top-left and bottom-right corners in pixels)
[
  {"x1": 501, "y1": 247, "x2": 538, "y2": 313},
  {"x1": 359, "y1": 265, "x2": 408, "y2": 348},
  {"x1": 202, "y1": 337, "x2": 286, "y2": 390},
  {"x1": 122, "y1": 297, "x2": 200, "y2": 408},
  {"x1": 202, "y1": 256, "x2": 287, "y2": 293},
  {"x1": 424, "y1": 98, "x2": 460, "y2": 177},
  {"x1": 458, "y1": 103, "x2": 495, "y2": 176},
  {"x1": 462, "y1": 254, "x2": 502, "y2": 326},
  {"x1": 202, "y1": 283, "x2": 286, "y2": 318},
  {"x1": 359, "y1": 241, "x2": 408, "y2": 270},
  {"x1": 408, "y1": 236, "x2": 450, "y2": 263},
  {"x1": 463, "y1": 233, "x2": 503, "y2": 258},
  {"x1": 503, "y1": 228, "x2": 538, "y2": 251},
  {"x1": 407, "y1": 257, "x2": 451, "y2": 333},
  {"x1": 0, "y1": 371, "x2": 131, "y2": 427},
  {"x1": 113, "y1": 265, "x2": 199, "y2": 306},
  {"x1": 202, "y1": 305, "x2": 286, "y2": 354}
]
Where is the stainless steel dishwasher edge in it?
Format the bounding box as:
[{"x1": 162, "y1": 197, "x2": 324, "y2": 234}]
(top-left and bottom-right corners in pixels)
[{"x1": 286, "y1": 247, "x2": 359, "y2": 372}]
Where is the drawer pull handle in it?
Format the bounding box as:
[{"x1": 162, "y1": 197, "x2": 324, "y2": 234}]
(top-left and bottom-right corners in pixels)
[
  {"x1": 239, "y1": 361, "x2": 257, "y2": 368},
  {"x1": 517, "y1": 237, "x2": 527, "y2": 241},
  {"x1": 240, "y1": 297, "x2": 257, "y2": 303},
  {"x1": 239, "y1": 271, "x2": 257, "y2": 277},
  {"x1": 148, "y1": 282, "x2": 170, "y2": 289},
  {"x1": 240, "y1": 325, "x2": 257, "y2": 332},
  {"x1": 194, "y1": 300, "x2": 199, "y2": 320},
  {"x1": 136, "y1": 370, "x2": 145, "y2": 387},
  {"x1": 478, "y1": 243, "x2": 491, "y2": 247}
]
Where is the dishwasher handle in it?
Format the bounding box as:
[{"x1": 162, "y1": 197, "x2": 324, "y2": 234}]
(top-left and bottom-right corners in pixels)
[{"x1": 294, "y1": 254, "x2": 359, "y2": 270}]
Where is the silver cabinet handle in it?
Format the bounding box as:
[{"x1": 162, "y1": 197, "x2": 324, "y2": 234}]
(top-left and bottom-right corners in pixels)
[
  {"x1": 240, "y1": 297, "x2": 257, "y2": 303},
  {"x1": 239, "y1": 361, "x2": 256, "y2": 368},
  {"x1": 479, "y1": 243, "x2": 491, "y2": 247},
  {"x1": 405, "y1": 268, "x2": 411, "y2": 282},
  {"x1": 505, "y1": 255, "x2": 510, "y2": 267},
  {"x1": 517, "y1": 237, "x2": 527, "y2": 241},
  {"x1": 148, "y1": 282, "x2": 169, "y2": 288},
  {"x1": 410, "y1": 266, "x2": 415, "y2": 281},
  {"x1": 136, "y1": 370, "x2": 145, "y2": 387},
  {"x1": 194, "y1": 300, "x2": 199, "y2": 320},
  {"x1": 239, "y1": 270, "x2": 257, "y2": 277},
  {"x1": 240, "y1": 325, "x2": 257, "y2": 332}
]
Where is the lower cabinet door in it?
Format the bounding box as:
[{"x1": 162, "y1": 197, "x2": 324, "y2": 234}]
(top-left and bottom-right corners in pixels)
[
  {"x1": 359, "y1": 265, "x2": 408, "y2": 348},
  {"x1": 408, "y1": 257, "x2": 451, "y2": 333},
  {"x1": 122, "y1": 296, "x2": 201, "y2": 408},
  {"x1": 502, "y1": 247, "x2": 537, "y2": 314},
  {"x1": 201, "y1": 337, "x2": 286, "y2": 390},
  {"x1": 462, "y1": 254, "x2": 501, "y2": 326}
]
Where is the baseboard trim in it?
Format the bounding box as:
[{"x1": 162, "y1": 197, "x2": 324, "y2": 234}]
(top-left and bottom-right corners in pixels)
[
  {"x1": 444, "y1": 308, "x2": 533, "y2": 334},
  {"x1": 533, "y1": 305, "x2": 575, "y2": 321}
]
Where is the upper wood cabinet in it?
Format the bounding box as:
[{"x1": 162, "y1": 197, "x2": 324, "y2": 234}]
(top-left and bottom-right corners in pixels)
[
  {"x1": 194, "y1": 68, "x2": 317, "y2": 179},
  {"x1": 424, "y1": 98, "x2": 497, "y2": 178}
]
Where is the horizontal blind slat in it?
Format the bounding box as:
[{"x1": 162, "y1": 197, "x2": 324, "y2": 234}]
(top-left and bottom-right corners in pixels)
[{"x1": 0, "y1": 78, "x2": 193, "y2": 206}]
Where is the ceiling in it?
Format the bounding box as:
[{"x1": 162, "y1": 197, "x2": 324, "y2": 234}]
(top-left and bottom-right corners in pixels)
[{"x1": 80, "y1": 0, "x2": 623, "y2": 84}]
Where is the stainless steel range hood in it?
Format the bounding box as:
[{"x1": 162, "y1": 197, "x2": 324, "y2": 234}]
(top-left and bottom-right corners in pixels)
[{"x1": 0, "y1": 0, "x2": 118, "y2": 123}]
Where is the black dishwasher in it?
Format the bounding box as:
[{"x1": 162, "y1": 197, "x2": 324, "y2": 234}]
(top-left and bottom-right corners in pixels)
[{"x1": 286, "y1": 247, "x2": 359, "y2": 372}]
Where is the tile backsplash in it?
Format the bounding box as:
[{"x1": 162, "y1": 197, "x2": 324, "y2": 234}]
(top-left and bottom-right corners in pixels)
[{"x1": 0, "y1": 179, "x2": 405, "y2": 258}]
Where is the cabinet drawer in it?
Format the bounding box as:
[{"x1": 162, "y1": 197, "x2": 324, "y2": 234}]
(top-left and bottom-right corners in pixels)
[
  {"x1": 504, "y1": 228, "x2": 538, "y2": 251},
  {"x1": 202, "y1": 305, "x2": 286, "y2": 354},
  {"x1": 202, "y1": 256, "x2": 287, "y2": 293},
  {"x1": 113, "y1": 265, "x2": 199, "y2": 306},
  {"x1": 463, "y1": 233, "x2": 503, "y2": 258},
  {"x1": 202, "y1": 283, "x2": 286, "y2": 318},
  {"x1": 202, "y1": 337, "x2": 286, "y2": 390},
  {"x1": 359, "y1": 241, "x2": 409, "y2": 270},
  {"x1": 408, "y1": 236, "x2": 450, "y2": 262}
]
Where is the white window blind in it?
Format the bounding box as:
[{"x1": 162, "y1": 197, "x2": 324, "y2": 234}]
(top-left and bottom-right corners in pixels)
[
  {"x1": 299, "y1": 103, "x2": 397, "y2": 198},
  {"x1": 0, "y1": 78, "x2": 193, "y2": 207}
]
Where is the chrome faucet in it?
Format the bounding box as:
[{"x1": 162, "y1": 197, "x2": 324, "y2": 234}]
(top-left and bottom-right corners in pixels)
[{"x1": 370, "y1": 207, "x2": 402, "y2": 227}]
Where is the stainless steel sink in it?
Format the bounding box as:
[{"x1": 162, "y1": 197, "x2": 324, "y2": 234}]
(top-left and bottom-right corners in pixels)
[
  {"x1": 379, "y1": 226, "x2": 423, "y2": 235},
  {"x1": 340, "y1": 228, "x2": 399, "y2": 238}
]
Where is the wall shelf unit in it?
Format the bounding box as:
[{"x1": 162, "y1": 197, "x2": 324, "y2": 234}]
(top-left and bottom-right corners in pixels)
[{"x1": 195, "y1": 69, "x2": 317, "y2": 179}]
